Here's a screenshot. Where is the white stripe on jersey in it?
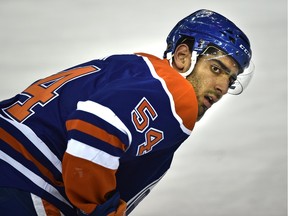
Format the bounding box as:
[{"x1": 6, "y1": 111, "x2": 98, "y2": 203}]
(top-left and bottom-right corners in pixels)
[
  {"x1": 0, "y1": 115, "x2": 62, "y2": 172},
  {"x1": 141, "y1": 57, "x2": 192, "y2": 135},
  {"x1": 31, "y1": 193, "x2": 65, "y2": 216},
  {"x1": 31, "y1": 193, "x2": 47, "y2": 216},
  {"x1": 66, "y1": 139, "x2": 120, "y2": 170},
  {"x1": 77, "y1": 100, "x2": 132, "y2": 146},
  {"x1": 0, "y1": 150, "x2": 72, "y2": 208}
]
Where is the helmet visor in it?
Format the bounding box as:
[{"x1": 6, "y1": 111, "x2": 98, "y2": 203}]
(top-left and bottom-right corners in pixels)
[
  {"x1": 228, "y1": 61, "x2": 255, "y2": 95},
  {"x1": 200, "y1": 46, "x2": 254, "y2": 95}
]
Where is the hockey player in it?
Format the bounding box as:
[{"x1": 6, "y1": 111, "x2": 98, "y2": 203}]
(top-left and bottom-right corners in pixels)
[{"x1": 0, "y1": 9, "x2": 254, "y2": 216}]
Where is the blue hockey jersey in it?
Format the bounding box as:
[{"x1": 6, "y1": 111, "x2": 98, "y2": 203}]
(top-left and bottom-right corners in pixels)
[{"x1": 0, "y1": 53, "x2": 198, "y2": 215}]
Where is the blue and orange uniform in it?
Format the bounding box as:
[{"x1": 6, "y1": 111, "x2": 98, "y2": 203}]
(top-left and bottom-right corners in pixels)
[{"x1": 0, "y1": 53, "x2": 198, "y2": 215}]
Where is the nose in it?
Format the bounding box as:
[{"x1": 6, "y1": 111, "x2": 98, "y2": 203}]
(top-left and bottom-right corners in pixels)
[{"x1": 215, "y1": 78, "x2": 229, "y2": 96}]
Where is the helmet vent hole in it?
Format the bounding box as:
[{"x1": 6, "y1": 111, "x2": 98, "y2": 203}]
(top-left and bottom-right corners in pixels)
[
  {"x1": 229, "y1": 36, "x2": 236, "y2": 44},
  {"x1": 226, "y1": 29, "x2": 233, "y2": 34}
]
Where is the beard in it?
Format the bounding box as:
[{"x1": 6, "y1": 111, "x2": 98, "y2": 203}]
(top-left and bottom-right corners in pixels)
[
  {"x1": 186, "y1": 72, "x2": 206, "y2": 121},
  {"x1": 187, "y1": 73, "x2": 222, "y2": 121}
]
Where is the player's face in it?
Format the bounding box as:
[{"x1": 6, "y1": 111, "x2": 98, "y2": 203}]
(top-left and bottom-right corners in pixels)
[{"x1": 187, "y1": 51, "x2": 239, "y2": 121}]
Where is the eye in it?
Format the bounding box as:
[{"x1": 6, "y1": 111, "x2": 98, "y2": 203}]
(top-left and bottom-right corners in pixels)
[{"x1": 211, "y1": 64, "x2": 222, "y2": 74}]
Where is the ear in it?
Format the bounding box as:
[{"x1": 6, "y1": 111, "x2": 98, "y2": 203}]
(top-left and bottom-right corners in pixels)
[{"x1": 172, "y1": 44, "x2": 191, "y2": 72}]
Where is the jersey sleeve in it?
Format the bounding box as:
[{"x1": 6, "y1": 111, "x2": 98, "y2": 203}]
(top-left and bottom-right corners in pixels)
[{"x1": 62, "y1": 98, "x2": 131, "y2": 215}]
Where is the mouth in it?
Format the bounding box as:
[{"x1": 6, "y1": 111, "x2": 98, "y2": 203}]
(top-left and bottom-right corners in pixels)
[{"x1": 203, "y1": 95, "x2": 215, "y2": 109}]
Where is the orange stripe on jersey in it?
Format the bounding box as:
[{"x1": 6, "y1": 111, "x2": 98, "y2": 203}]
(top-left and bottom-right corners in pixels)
[
  {"x1": 62, "y1": 152, "x2": 117, "y2": 214},
  {"x1": 0, "y1": 128, "x2": 63, "y2": 187},
  {"x1": 66, "y1": 119, "x2": 126, "y2": 151},
  {"x1": 139, "y1": 53, "x2": 198, "y2": 130},
  {"x1": 42, "y1": 199, "x2": 62, "y2": 216}
]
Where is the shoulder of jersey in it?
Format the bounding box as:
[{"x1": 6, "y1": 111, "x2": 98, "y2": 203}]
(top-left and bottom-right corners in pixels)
[{"x1": 137, "y1": 52, "x2": 198, "y2": 131}]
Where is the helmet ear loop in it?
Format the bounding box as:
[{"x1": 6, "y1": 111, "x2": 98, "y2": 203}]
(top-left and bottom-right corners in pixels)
[
  {"x1": 178, "y1": 51, "x2": 198, "y2": 78},
  {"x1": 168, "y1": 50, "x2": 198, "y2": 78}
]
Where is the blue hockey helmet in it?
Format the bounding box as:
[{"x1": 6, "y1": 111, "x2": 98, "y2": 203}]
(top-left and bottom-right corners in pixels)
[
  {"x1": 164, "y1": 9, "x2": 254, "y2": 94},
  {"x1": 164, "y1": 9, "x2": 252, "y2": 72}
]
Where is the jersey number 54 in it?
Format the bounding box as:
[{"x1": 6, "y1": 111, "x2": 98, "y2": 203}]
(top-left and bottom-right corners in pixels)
[{"x1": 131, "y1": 97, "x2": 164, "y2": 156}]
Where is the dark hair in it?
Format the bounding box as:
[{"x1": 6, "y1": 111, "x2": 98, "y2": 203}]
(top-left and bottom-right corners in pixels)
[{"x1": 175, "y1": 37, "x2": 195, "y2": 53}]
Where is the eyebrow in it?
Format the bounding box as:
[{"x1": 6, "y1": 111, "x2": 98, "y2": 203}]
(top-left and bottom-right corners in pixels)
[{"x1": 209, "y1": 58, "x2": 231, "y2": 73}]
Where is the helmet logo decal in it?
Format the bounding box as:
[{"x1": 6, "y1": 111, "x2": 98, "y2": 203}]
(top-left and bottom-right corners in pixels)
[{"x1": 239, "y1": 44, "x2": 251, "y2": 58}]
